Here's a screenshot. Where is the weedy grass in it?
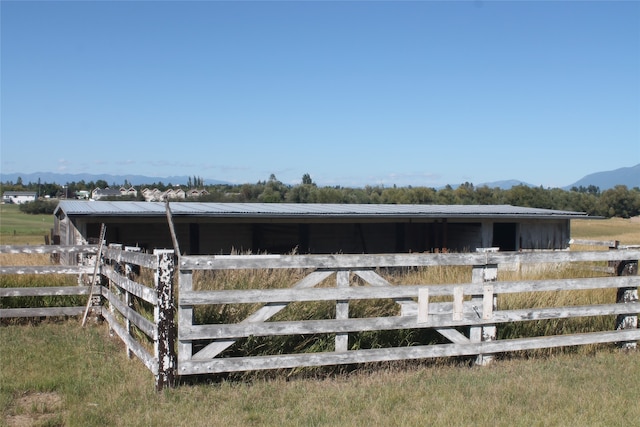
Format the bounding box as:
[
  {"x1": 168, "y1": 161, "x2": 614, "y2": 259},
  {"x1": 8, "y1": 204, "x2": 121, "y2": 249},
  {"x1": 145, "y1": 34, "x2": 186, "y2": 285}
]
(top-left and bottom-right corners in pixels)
[
  {"x1": 572, "y1": 216, "x2": 640, "y2": 244},
  {"x1": 1, "y1": 321, "x2": 639, "y2": 426}
]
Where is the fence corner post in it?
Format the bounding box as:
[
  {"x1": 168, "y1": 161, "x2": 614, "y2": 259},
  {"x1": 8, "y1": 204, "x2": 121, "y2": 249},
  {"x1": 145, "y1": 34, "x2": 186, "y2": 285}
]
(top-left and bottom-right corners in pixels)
[
  {"x1": 154, "y1": 249, "x2": 176, "y2": 391},
  {"x1": 615, "y1": 259, "x2": 638, "y2": 351}
]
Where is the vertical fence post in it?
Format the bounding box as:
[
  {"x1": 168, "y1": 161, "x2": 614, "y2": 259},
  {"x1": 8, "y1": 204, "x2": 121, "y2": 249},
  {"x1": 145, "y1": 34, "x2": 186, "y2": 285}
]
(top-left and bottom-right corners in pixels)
[
  {"x1": 154, "y1": 249, "x2": 176, "y2": 391},
  {"x1": 615, "y1": 259, "x2": 638, "y2": 350},
  {"x1": 335, "y1": 270, "x2": 350, "y2": 352},
  {"x1": 178, "y1": 264, "x2": 193, "y2": 378},
  {"x1": 84, "y1": 244, "x2": 106, "y2": 325},
  {"x1": 124, "y1": 246, "x2": 142, "y2": 359},
  {"x1": 106, "y1": 244, "x2": 123, "y2": 336},
  {"x1": 471, "y1": 248, "x2": 498, "y2": 366}
]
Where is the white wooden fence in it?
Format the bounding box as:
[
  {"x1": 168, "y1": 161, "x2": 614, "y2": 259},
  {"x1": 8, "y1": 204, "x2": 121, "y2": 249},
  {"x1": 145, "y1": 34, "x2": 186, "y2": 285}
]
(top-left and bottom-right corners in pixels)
[
  {"x1": 177, "y1": 249, "x2": 640, "y2": 376},
  {"x1": 0, "y1": 245, "x2": 97, "y2": 317},
  {"x1": 99, "y1": 245, "x2": 176, "y2": 391},
  {"x1": 2, "y1": 244, "x2": 639, "y2": 389},
  {"x1": 0, "y1": 244, "x2": 175, "y2": 391}
]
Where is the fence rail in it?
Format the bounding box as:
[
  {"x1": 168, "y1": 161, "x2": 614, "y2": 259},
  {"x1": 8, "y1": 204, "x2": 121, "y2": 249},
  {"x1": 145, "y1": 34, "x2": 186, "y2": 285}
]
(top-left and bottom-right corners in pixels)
[{"x1": 179, "y1": 250, "x2": 639, "y2": 270}]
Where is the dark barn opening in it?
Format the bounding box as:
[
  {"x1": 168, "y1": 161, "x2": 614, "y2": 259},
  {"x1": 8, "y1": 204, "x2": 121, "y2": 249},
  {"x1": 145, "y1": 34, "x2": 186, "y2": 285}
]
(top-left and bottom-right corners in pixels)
[{"x1": 493, "y1": 223, "x2": 517, "y2": 251}]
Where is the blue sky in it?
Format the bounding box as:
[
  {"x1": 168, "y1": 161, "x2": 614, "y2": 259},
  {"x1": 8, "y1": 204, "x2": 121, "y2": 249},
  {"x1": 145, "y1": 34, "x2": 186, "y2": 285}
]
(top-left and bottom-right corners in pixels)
[{"x1": 2, "y1": 1, "x2": 639, "y2": 188}]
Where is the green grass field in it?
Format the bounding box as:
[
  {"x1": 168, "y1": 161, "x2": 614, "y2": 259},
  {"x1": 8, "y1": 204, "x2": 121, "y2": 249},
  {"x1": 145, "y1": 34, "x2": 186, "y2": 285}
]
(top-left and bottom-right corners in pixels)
[
  {"x1": 0, "y1": 204, "x2": 53, "y2": 245},
  {"x1": 1, "y1": 205, "x2": 639, "y2": 426}
]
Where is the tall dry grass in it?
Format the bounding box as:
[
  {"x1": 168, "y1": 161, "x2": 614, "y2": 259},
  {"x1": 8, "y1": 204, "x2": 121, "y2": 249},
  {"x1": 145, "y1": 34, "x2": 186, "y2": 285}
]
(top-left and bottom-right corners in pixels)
[
  {"x1": 0, "y1": 252, "x2": 83, "y2": 318},
  {"x1": 572, "y1": 216, "x2": 640, "y2": 244}
]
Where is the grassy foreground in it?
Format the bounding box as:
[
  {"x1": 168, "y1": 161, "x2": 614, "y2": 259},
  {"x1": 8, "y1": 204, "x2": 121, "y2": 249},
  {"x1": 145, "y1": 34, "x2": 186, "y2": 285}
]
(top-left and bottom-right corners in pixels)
[{"x1": 1, "y1": 321, "x2": 639, "y2": 427}]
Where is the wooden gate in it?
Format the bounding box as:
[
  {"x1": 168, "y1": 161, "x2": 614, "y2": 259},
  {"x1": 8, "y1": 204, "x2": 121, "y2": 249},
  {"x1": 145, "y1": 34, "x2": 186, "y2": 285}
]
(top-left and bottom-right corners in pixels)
[{"x1": 176, "y1": 250, "x2": 640, "y2": 376}]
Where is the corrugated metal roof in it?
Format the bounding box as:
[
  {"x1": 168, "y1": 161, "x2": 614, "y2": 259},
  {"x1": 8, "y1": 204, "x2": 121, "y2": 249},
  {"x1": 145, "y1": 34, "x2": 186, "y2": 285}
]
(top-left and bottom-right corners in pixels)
[{"x1": 54, "y1": 201, "x2": 589, "y2": 219}]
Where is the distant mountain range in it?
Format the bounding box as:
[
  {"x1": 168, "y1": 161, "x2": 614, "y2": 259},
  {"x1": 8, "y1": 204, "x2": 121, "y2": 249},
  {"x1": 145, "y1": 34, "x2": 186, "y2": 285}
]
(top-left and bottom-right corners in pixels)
[
  {"x1": 1, "y1": 164, "x2": 638, "y2": 191},
  {"x1": 562, "y1": 164, "x2": 639, "y2": 190},
  {"x1": 476, "y1": 164, "x2": 639, "y2": 190}
]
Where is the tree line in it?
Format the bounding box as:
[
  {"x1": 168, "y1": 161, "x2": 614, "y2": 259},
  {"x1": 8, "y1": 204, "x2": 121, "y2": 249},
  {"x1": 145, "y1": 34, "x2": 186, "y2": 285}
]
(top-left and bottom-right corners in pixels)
[{"x1": 3, "y1": 173, "x2": 639, "y2": 219}]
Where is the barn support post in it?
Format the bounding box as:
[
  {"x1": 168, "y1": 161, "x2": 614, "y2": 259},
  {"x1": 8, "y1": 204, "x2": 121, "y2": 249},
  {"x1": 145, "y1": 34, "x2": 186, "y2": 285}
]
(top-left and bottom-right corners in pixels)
[
  {"x1": 154, "y1": 249, "x2": 176, "y2": 391},
  {"x1": 615, "y1": 259, "x2": 638, "y2": 350},
  {"x1": 335, "y1": 270, "x2": 350, "y2": 352},
  {"x1": 470, "y1": 248, "x2": 498, "y2": 366}
]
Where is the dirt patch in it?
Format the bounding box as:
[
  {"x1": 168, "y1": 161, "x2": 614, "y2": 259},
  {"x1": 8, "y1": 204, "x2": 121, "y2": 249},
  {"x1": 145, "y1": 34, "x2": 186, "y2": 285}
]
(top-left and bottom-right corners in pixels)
[{"x1": 4, "y1": 391, "x2": 65, "y2": 427}]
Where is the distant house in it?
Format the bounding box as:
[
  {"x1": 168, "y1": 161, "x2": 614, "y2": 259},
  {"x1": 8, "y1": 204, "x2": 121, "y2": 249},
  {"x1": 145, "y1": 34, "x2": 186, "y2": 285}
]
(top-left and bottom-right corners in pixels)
[
  {"x1": 187, "y1": 189, "x2": 209, "y2": 198},
  {"x1": 141, "y1": 188, "x2": 163, "y2": 202},
  {"x1": 164, "y1": 188, "x2": 186, "y2": 200},
  {"x1": 121, "y1": 187, "x2": 138, "y2": 198},
  {"x1": 2, "y1": 191, "x2": 37, "y2": 204},
  {"x1": 75, "y1": 190, "x2": 90, "y2": 200},
  {"x1": 141, "y1": 187, "x2": 194, "y2": 202},
  {"x1": 92, "y1": 187, "x2": 138, "y2": 200}
]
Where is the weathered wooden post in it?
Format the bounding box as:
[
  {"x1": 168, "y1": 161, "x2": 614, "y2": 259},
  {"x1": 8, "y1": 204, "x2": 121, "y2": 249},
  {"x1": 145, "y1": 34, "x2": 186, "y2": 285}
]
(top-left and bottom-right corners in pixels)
[
  {"x1": 81, "y1": 226, "x2": 106, "y2": 327},
  {"x1": 123, "y1": 246, "x2": 142, "y2": 359},
  {"x1": 471, "y1": 248, "x2": 498, "y2": 366},
  {"x1": 154, "y1": 249, "x2": 176, "y2": 391},
  {"x1": 106, "y1": 244, "x2": 123, "y2": 337},
  {"x1": 177, "y1": 262, "x2": 193, "y2": 380},
  {"x1": 335, "y1": 270, "x2": 350, "y2": 352},
  {"x1": 615, "y1": 259, "x2": 638, "y2": 350}
]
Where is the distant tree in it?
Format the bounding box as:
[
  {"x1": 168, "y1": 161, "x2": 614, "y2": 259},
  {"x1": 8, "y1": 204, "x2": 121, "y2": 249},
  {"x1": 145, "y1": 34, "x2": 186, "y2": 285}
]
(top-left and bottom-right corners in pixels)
[
  {"x1": 302, "y1": 173, "x2": 314, "y2": 185},
  {"x1": 454, "y1": 182, "x2": 476, "y2": 204},
  {"x1": 258, "y1": 187, "x2": 283, "y2": 202},
  {"x1": 571, "y1": 185, "x2": 600, "y2": 195},
  {"x1": 597, "y1": 185, "x2": 640, "y2": 218},
  {"x1": 19, "y1": 199, "x2": 57, "y2": 215},
  {"x1": 474, "y1": 185, "x2": 496, "y2": 205},
  {"x1": 313, "y1": 186, "x2": 344, "y2": 203},
  {"x1": 286, "y1": 185, "x2": 311, "y2": 203},
  {"x1": 437, "y1": 185, "x2": 459, "y2": 204},
  {"x1": 95, "y1": 179, "x2": 108, "y2": 189}
]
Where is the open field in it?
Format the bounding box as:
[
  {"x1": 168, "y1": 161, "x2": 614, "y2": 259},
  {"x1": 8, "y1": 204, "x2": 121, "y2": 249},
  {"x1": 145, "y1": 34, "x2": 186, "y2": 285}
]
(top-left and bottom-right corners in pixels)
[
  {"x1": 0, "y1": 204, "x2": 53, "y2": 245},
  {"x1": 1, "y1": 206, "x2": 639, "y2": 426},
  {"x1": 571, "y1": 216, "x2": 640, "y2": 245}
]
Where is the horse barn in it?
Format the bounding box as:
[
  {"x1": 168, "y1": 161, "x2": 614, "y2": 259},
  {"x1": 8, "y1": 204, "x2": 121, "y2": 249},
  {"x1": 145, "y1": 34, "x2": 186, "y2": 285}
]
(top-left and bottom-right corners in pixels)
[{"x1": 53, "y1": 201, "x2": 590, "y2": 258}]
